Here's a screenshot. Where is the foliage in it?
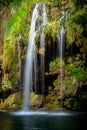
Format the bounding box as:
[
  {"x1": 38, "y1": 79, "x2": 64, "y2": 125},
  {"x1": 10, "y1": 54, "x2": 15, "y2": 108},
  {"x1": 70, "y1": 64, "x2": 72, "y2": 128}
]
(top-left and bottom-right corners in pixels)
[
  {"x1": 44, "y1": 21, "x2": 60, "y2": 37},
  {"x1": 30, "y1": 92, "x2": 38, "y2": 100},
  {"x1": 10, "y1": 0, "x2": 21, "y2": 8},
  {"x1": 49, "y1": 57, "x2": 64, "y2": 74},
  {"x1": 68, "y1": 0, "x2": 87, "y2": 11},
  {"x1": 2, "y1": 1, "x2": 29, "y2": 89},
  {"x1": 66, "y1": 7, "x2": 87, "y2": 59},
  {"x1": 68, "y1": 0, "x2": 76, "y2": 10},
  {"x1": 30, "y1": 92, "x2": 43, "y2": 108},
  {"x1": 0, "y1": 0, "x2": 22, "y2": 12},
  {"x1": 65, "y1": 60, "x2": 85, "y2": 82},
  {"x1": 53, "y1": 78, "x2": 60, "y2": 87},
  {"x1": 72, "y1": 67, "x2": 84, "y2": 82},
  {"x1": 31, "y1": 0, "x2": 61, "y2": 4},
  {"x1": 17, "y1": 96, "x2": 23, "y2": 108},
  {"x1": 66, "y1": 9, "x2": 87, "y2": 44},
  {"x1": 49, "y1": 57, "x2": 60, "y2": 74},
  {"x1": 45, "y1": 91, "x2": 58, "y2": 106},
  {"x1": 66, "y1": 8, "x2": 87, "y2": 60},
  {"x1": 2, "y1": 73, "x2": 12, "y2": 91},
  {"x1": 45, "y1": 103, "x2": 58, "y2": 109},
  {"x1": 4, "y1": 2, "x2": 28, "y2": 37},
  {"x1": 80, "y1": 38, "x2": 87, "y2": 59},
  {"x1": 66, "y1": 97, "x2": 79, "y2": 110},
  {"x1": 0, "y1": 92, "x2": 21, "y2": 110}
]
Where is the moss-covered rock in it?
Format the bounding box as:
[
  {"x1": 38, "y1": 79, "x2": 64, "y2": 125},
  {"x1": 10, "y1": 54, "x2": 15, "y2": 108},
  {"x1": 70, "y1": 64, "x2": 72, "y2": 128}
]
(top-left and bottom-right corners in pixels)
[
  {"x1": 44, "y1": 21, "x2": 60, "y2": 38},
  {"x1": 2, "y1": 73, "x2": 12, "y2": 91},
  {"x1": 0, "y1": 92, "x2": 21, "y2": 110},
  {"x1": 30, "y1": 92, "x2": 43, "y2": 108}
]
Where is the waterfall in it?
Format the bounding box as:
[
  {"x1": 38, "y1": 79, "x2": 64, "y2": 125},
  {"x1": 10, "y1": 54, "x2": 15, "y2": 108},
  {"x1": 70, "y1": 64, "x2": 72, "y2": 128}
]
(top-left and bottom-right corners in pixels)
[
  {"x1": 43, "y1": 4, "x2": 47, "y2": 26},
  {"x1": 33, "y1": 51, "x2": 38, "y2": 93},
  {"x1": 23, "y1": 4, "x2": 39, "y2": 111},
  {"x1": 66, "y1": 9, "x2": 72, "y2": 19},
  {"x1": 58, "y1": 25, "x2": 65, "y2": 110},
  {"x1": 40, "y1": 4, "x2": 47, "y2": 95}
]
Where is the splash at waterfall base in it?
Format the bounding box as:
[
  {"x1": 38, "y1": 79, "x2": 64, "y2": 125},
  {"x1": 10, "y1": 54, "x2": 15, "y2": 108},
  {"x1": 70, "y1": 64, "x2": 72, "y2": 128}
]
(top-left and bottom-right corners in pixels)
[{"x1": 0, "y1": 2, "x2": 87, "y2": 112}]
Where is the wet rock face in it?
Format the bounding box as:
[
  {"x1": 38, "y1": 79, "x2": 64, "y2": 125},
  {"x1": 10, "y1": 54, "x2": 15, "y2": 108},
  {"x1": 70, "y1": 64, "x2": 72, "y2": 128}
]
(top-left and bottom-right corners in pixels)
[
  {"x1": 0, "y1": 7, "x2": 12, "y2": 91},
  {"x1": 30, "y1": 92, "x2": 43, "y2": 108},
  {"x1": 0, "y1": 8, "x2": 17, "y2": 109},
  {"x1": 0, "y1": 12, "x2": 4, "y2": 56},
  {"x1": 0, "y1": 92, "x2": 21, "y2": 110},
  {"x1": 0, "y1": 7, "x2": 12, "y2": 57},
  {"x1": 0, "y1": 62, "x2": 3, "y2": 90}
]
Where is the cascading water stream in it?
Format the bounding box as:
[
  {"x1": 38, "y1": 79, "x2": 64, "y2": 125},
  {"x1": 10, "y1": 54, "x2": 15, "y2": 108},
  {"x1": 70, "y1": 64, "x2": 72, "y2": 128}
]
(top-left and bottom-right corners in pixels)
[
  {"x1": 58, "y1": 25, "x2": 64, "y2": 110},
  {"x1": 33, "y1": 51, "x2": 38, "y2": 93},
  {"x1": 23, "y1": 3, "x2": 64, "y2": 112},
  {"x1": 23, "y1": 4, "x2": 39, "y2": 111},
  {"x1": 43, "y1": 4, "x2": 47, "y2": 26},
  {"x1": 40, "y1": 4, "x2": 47, "y2": 94},
  {"x1": 40, "y1": 33, "x2": 45, "y2": 94}
]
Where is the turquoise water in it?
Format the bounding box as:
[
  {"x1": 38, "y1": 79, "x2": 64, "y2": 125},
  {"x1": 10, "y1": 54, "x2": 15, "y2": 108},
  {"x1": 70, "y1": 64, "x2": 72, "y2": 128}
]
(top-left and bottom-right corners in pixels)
[{"x1": 0, "y1": 111, "x2": 87, "y2": 130}]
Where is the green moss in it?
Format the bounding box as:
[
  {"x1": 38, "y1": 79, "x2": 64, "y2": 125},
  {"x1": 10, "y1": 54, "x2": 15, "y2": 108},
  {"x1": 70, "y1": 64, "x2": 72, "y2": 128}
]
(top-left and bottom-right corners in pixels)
[
  {"x1": 2, "y1": 73, "x2": 12, "y2": 91},
  {"x1": 45, "y1": 103, "x2": 58, "y2": 109},
  {"x1": 2, "y1": 1, "x2": 30, "y2": 90},
  {"x1": 65, "y1": 60, "x2": 85, "y2": 82},
  {"x1": 46, "y1": 94, "x2": 55, "y2": 103},
  {"x1": 44, "y1": 21, "x2": 60, "y2": 37},
  {"x1": 68, "y1": 0, "x2": 87, "y2": 11},
  {"x1": 17, "y1": 96, "x2": 23, "y2": 108},
  {"x1": 66, "y1": 9, "x2": 87, "y2": 45},
  {"x1": 53, "y1": 78, "x2": 59, "y2": 87},
  {"x1": 4, "y1": 2, "x2": 28, "y2": 37},
  {"x1": 67, "y1": 97, "x2": 79, "y2": 110},
  {"x1": 30, "y1": 92, "x2": 38, "y2": 100},
  {"x1": 49, "y1": 57, "x2": 64, "y2": 74},
  {"x1": 0, "y1": 92, "x2": 21, "y2": 110},
  {"x1": 49, "y1": 57, "x2": 59, "y2": 72}
]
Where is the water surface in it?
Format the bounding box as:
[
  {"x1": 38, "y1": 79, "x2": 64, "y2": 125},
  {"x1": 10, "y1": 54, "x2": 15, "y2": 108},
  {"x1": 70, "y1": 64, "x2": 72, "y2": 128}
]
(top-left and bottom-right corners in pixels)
[{"x1": 0, "y1": 111, "x2": 87, "y2": 130}]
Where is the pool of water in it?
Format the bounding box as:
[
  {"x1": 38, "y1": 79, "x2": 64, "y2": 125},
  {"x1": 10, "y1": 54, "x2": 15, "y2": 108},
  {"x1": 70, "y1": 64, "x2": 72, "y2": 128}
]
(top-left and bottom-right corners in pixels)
[{"x1": 0, "y1": 110, "x2": 87, "y2": 130}]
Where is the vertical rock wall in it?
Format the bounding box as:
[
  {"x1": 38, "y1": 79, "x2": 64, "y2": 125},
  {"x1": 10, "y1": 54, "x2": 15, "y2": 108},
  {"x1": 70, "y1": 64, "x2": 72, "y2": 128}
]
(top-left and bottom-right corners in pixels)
[{"x1": 0, "y1": 7, "x2": 12, "y2": 97}]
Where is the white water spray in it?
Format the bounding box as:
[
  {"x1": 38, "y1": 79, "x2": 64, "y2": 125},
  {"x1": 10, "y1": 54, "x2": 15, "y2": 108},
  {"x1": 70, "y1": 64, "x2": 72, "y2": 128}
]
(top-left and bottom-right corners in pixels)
[
  {"x1": 40, "y1": 4, "x2": 47, "y2": 94},
  {"x1": 59, "y1": 25, "x2": 64, "y2": 110},
  {"x1": 23, "y1": 4, "x2": 39, "y2": 111},
  {"x1": 40, "y1": 33, "x2": 45, "y2": 94}
]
